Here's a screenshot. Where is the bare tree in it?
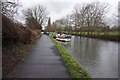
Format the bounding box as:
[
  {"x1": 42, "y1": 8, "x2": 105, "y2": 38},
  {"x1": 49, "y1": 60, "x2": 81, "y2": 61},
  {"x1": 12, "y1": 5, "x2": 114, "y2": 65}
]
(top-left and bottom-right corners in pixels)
[
  {"x1": 110, "y1": 14, "x2": 120, "y2": 31},
  {"x1": 2, "y1": 0, "x2": 20, "y2": 20},
  {"x1": 23, "y1": 5, "x2": 48, "y2": 30},
  {"x1": 52, "y1": 19, "x2": 64, "y2": 32},
  {"x1": 72, "y1": 2, "x2": 108, "y2": 32},
  {"x1": 32, "y1": 5, "x2": 48, "y2": 28}
]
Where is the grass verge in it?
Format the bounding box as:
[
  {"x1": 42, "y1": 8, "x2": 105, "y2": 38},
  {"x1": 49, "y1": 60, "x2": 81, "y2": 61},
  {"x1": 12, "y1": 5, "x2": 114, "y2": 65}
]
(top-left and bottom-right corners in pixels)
[{"x1": 49, "y1": 36, "x2": 92, "y2": 79}]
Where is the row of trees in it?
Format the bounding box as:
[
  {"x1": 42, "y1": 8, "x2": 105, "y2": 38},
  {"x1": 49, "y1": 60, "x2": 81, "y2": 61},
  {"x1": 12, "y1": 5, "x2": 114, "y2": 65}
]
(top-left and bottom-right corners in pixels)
[
  {"x1": 49, "y1": 2, "x2": 119, "y2": 33},
  {"x1": 2, "y1": 0, "x2": 49, "y2": 30},
  {"x1": 2, "y1": 0, "x2": 49, "y2": 44},
  {"x1": 2, "y1": 1, "x2": 119, "y2": 32}
]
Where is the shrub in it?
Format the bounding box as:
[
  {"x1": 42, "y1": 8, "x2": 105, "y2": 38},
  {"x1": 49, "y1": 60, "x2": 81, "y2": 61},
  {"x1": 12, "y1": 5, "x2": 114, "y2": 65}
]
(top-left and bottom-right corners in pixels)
[{"x1": 2, "y1": 15, "x2": 32, "y2": 45}]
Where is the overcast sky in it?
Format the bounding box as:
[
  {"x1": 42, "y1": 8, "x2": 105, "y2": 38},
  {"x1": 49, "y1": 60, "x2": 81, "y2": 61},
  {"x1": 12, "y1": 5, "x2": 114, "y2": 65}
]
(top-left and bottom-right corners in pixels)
[{"x1": 18, "y1": 0, "x2": 119, "y2": 25}]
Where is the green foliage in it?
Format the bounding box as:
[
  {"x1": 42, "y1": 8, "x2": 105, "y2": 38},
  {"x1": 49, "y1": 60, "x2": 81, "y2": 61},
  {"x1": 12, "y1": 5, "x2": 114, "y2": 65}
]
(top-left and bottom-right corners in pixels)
[{"x1": 49, "y1": 36, "x2": 92, "y2": 79}]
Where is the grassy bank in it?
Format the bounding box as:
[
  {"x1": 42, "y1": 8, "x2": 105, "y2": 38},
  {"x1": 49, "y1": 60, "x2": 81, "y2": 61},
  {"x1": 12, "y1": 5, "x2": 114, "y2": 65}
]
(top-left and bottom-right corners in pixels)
[
  {"x1": 49, "y1": 36, "x2": 91, "y2": 79},
  {"x1": 70, "y1": 32, "x2": 120, "y2": 42},
  {"x1": 2, "y1": 34, "x2": 41, "y2": 78}
]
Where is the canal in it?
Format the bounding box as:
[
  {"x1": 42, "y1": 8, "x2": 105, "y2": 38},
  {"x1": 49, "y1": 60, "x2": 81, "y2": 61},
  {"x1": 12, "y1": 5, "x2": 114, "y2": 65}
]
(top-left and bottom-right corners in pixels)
[{"x1": 61, "y1": 36, "x2": 118, "y2": 78}]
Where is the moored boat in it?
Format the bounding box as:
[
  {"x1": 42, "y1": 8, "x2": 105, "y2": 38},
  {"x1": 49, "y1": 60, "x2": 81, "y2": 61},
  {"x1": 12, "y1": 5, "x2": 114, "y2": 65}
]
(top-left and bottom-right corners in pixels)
[
  {"x1": 56, "y1": 38, "x2": 71, "y2": 42},
  {"x1": 55, "y1": 34, "x2": 71, "y2": 42}
]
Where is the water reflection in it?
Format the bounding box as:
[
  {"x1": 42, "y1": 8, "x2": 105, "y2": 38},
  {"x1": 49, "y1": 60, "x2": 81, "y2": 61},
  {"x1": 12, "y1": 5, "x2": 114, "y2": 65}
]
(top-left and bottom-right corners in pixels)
[{"x1": 63, "y1": 36, "x2": 118, "y2": 78}]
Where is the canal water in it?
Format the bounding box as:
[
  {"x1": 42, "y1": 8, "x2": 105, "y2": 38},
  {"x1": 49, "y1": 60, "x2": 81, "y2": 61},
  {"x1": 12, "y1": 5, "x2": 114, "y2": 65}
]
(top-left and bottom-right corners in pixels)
[{"x1": 61, "y1": 36, "x2": 118, "y2": 78}]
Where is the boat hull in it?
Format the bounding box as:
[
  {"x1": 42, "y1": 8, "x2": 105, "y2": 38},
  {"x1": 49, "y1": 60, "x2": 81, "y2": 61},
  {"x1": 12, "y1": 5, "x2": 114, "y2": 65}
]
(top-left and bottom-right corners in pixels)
[{"x1": 56, "y1": 38, "x2": 71, "y2": 42}]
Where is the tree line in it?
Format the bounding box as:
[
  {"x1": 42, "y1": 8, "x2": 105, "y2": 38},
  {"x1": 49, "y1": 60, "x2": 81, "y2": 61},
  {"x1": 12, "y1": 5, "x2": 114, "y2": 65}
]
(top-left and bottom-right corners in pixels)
[
  {"x1": 2, "y1": 0, "x2": 49, "y2": 44},
  {"x1": 2, "y1": 0, "x2": 119, "y2": 33},
  {"x1": 2, "y1": 0, "x2": 49, "y2": 30},
  {"x1": 48, "y1": 2, "x2": 119, "y2": 33}
]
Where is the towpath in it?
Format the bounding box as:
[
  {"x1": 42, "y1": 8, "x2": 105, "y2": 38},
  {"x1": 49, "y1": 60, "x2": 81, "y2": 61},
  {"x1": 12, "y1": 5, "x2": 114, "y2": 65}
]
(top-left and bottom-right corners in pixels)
[{"x1": 7, "y1": 35, "x2": 70, "y2": 78}]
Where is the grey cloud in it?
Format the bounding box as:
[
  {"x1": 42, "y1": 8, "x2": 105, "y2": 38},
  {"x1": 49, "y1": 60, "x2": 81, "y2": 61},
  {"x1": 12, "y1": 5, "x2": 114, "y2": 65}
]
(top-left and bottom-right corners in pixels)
[
  {"x1": 43, "y1": 2, "x2": 74, "y2": 13},
  {"x1": 19, "y1": 0, "x2": 119, "y2": 23}
]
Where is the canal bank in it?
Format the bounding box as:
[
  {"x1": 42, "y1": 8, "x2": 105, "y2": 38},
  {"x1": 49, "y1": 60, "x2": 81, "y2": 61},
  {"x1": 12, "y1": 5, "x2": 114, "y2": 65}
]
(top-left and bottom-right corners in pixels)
[
  {"x1": 68, "y1": 32, "x2": 120, "y2": 42},
  {"x1": 49, "y1": 36, "x2": 91, "y2": 78}
]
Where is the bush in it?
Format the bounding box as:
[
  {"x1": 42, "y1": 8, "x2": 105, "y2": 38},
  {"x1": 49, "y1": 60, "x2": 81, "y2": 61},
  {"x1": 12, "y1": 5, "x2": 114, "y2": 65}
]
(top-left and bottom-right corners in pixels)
[{"x1": 2, "y1": 15, "x2": 32, "y2": 45}]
